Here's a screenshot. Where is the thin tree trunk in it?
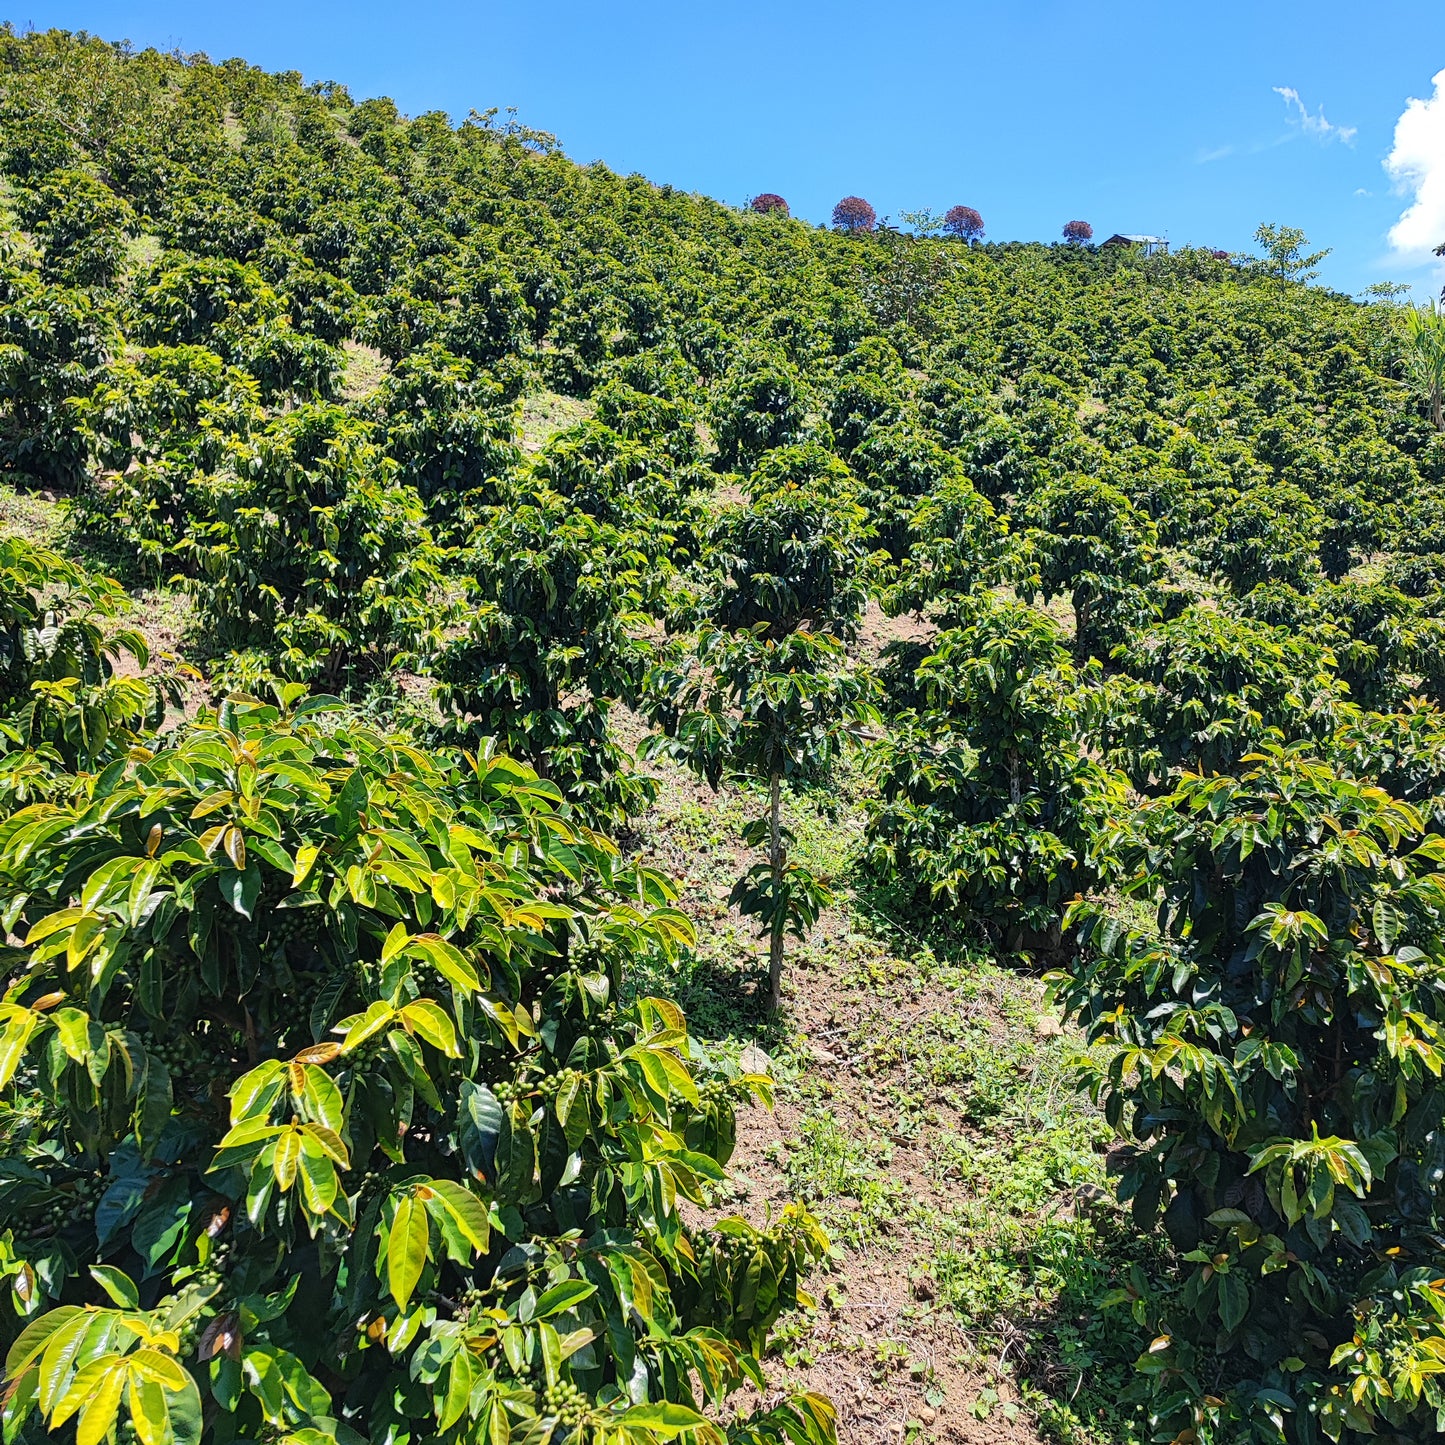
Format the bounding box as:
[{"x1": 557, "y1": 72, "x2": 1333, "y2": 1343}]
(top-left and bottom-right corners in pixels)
[
  {"x1": 1074, "y1": 593, "x2": 1092, "y2": 659},
  {"x1": 768, "y1": 769, "x2": 784, "y2": 1012}
]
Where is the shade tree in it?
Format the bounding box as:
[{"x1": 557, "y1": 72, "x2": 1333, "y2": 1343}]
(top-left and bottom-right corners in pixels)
[
  {"x1": 831, "y1": 196, "x2": 876, "y2": 234},
  {"x1": 942, "y1": 205, "x2": 984, "y2": 243},
  {"x1": 1253, "y1": 222, "x2": 1331, "y2": 284}
]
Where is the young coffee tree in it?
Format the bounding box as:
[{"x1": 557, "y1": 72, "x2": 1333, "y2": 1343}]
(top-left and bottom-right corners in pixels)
[
  {"x1": 645, "y1": 444, "x2": 876, "y2": 1009},
  {"x1": 14, "y1": 168, "x2": 136, "y2": 290},
  {"x1": 865, "y1": 592, "x2": 1123, "y2": 948},
  {"x1": 1203, "y1": 483, "x2": 1325, "y2": 595},
  {"x1": 1237, "y1": 579, "x2": 1445, "y2": 715},
  {"x1": 434, "y1": 484, "x2": 660, "y2": 825},
  {"x1": 824, "y1": 349, "x2": 908, "y2": 459},
  {"x1": 182, "y1": 405, "x2": 442, "y2": 690},
  {"x1": 377, "y1": 342, "x2": 522, "y2": 542},
  {"x1": 70, "y1": 344, "x2": 264, "y2": 578},
  {"x1": 0, "y1": 537, "x2": 186, "y2": 797},
  {"x1": 1110, "y1": 608, "x2": 1347, "y2": 791},
  {"x1": 709, "y1": 351, "x2": 812, "y2": 473},
  {"x1": 0, "y1": 234, "x2": 118, "y2": 488},
  {"x1": 0, "y1": 693, "x2": 835, "y2": 1445},
  {"x1": 1019, "y1": 474, "x2": 1161, "y2": 661},
  {"x1": 881, "y1": 471, "x2": 1009, "y2": 623}
]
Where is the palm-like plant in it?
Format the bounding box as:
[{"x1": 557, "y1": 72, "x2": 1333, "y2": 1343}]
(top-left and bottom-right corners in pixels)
[{"x1": 1403, "y1": 298, "x2": 1445, "y2": 430}]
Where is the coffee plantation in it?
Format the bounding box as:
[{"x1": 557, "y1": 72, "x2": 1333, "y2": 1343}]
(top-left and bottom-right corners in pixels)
[{"x1": 4, "y1": 24, "x2": 1445, "y2": 1445}]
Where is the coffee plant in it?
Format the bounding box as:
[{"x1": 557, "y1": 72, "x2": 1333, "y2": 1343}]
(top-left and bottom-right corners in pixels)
[
  {"x1": 864, "y1": 593, "x2": 1123, "y2": 948},
  {"x1": 645, "y1": 449, "x2": 877, "y2": 1008},
  {"x1": 0, "y1": 694, "x2": 833, "y2": 1445},
  {"x1": 435, "y1": 484, "x2": 659, "y2": 824},
  {"x1": 1055, "y1": 748, "x2": 1445, "y2": 1441}
]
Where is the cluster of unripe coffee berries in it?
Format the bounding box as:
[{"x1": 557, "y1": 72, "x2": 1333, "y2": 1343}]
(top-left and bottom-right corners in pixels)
[
  {"x1": 538, "y1": 1378, "x2": 589, "y2": 1427},
  {"x1": 26, "y1": 1199, "x2": 74, "y2": 1238},
  {"x1": 142, "y1": 1032, "x2": 198, "y2": 1072},
  {"x1": 24, "y1": 1174, "x2": 105, "y2": 1237},
  {"x1": 347, "y1": 1037, "x2": 387, "y2": 1065},
  {"x1": 532, "y1": 1067, "x2": 583, "y2": 1102},
  {"x1": 267, "y1": 906, "x2": 324, "y2": 947},
  {"x1": 492, "y1": 1067, "x2": 587, "y2": 1109},
  {"x1": 706, "y1": 1232, "x2": 760, "y2": 1266},
  {"x1": 352, "y1": 1169, "x2": 390, "y2": 1203},
  {"x1": 192, "y1": 1240, "x2": 231, "y2": 1290}
]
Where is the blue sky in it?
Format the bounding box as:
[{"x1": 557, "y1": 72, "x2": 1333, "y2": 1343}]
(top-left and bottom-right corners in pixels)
[{"x1": 11, "y1": 1, "x2": 1445, "y2": 296}]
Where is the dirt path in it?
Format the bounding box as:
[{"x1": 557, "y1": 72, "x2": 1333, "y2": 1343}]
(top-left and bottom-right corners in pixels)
[{"x1": 623, "y1": 736, "x2": 1133, "y2": 1445}]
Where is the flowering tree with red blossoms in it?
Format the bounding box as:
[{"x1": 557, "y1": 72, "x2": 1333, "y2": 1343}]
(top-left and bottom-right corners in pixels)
[
  {"x1": 1062, "y1": 219, "x2": 1094, "y2": 245},
  {"x1": 750, "y1": 193, "x2": 789, "y2": 216},
  {"x1": 832, "y1": 196, "x2": 877, "y2": 233},
  {"x1": 943, "y1": 205, "x2": 985, "y2": 243}
]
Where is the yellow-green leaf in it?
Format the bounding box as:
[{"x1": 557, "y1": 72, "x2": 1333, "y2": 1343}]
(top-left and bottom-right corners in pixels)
[{"x1": 387, "y1": 1194, "x2": 431, "y2": 1309}]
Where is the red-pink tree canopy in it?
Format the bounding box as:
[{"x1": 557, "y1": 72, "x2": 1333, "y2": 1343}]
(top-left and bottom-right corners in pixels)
[
  {"x1": 832, "y1": 196, "x2": 877, "y2": 233},
  {"x1": 943, "y1": 205, "x2": 984, "y2": 242},
  {"x1": 750, "y1": 193, "x2": 789, "y2": 216}
]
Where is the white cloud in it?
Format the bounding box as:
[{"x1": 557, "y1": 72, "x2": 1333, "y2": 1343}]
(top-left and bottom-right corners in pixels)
[
  {"x1": 1273, "y1": 86, "x2": 1358, "y2": 144},
  {"x1": 1385, "y1": 69, "x2": 1445, "y2": 259}
]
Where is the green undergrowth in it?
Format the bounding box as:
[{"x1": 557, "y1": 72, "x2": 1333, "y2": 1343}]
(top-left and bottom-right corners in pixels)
[
  {"x1": 0, "y1": 479, "x2": 63, "y2": 545},
  {"x1": 521, "y1": 388, "x2": 595, "y2": 452}
]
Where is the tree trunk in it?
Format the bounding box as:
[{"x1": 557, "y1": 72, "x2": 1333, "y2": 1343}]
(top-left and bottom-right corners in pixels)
[
  {"x1": 1073, "y1": 592, "x2": 1093, "y2": 659},
  {"x1": 768, "y1": 769, "x2": 784, "y2": 1012}
]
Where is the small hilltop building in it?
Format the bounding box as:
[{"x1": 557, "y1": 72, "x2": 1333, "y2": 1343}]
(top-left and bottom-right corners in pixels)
[{"x1": 1102, "y1": 233, "x2": 1169, "y2": 257}]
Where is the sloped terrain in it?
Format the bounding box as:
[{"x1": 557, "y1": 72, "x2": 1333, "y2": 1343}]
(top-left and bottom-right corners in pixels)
[{"x1": 5, "y1": 25, "x2": 1445, "y2": 1445}]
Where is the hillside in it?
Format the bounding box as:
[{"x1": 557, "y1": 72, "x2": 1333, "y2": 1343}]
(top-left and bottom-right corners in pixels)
[{"x1": 4, "y1": 26, "x2": 1445, "y2": 1445}]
